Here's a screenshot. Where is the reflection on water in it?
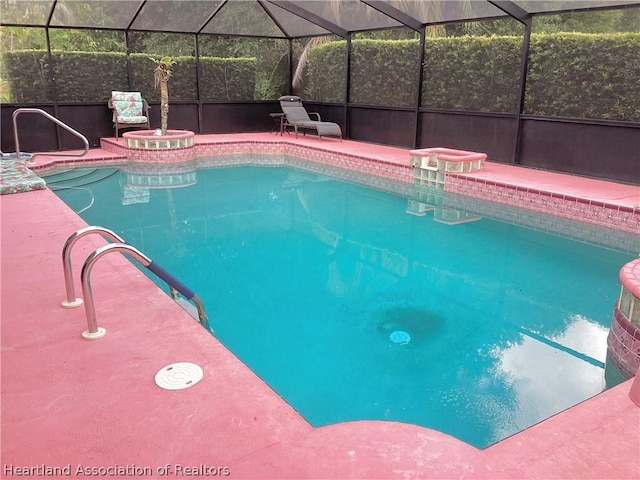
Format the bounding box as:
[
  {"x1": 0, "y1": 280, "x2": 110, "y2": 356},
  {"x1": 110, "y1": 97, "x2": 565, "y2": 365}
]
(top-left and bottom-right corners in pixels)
[
  {"x1": 120, "y1": 162, "x2": 197, "y2": 205},
  {"x1": 491, "y1": 315, "x2": 608, "y2": 439},
  {"x1": 52, "y1": 163, "x2": 635, "y2": 448}
]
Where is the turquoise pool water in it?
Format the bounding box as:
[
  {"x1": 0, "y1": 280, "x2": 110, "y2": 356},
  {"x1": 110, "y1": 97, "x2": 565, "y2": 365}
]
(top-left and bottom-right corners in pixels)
[{"x1": 48, "y1": 163, "x2": 634, "y2": 448}]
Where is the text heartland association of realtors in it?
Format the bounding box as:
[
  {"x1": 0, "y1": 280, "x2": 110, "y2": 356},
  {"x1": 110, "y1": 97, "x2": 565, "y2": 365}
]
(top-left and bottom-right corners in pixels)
[{"x1": 2, "y1": 463, "x2": 231, "y2": 477}]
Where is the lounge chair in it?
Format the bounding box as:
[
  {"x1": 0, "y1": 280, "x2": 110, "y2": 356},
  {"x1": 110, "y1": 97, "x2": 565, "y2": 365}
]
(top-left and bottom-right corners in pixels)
[
  {"x1": 279, "y1": 95, "x2": 342, "y2": 141},
  {"x1": 108, "y1": 91, "x2": 150, "y2": 138}
]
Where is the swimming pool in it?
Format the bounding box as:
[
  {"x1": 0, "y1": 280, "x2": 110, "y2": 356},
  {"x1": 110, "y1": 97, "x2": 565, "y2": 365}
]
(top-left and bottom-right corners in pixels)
[{"x1": 46, "y1": 160, "x2": 635, "y2": 448}]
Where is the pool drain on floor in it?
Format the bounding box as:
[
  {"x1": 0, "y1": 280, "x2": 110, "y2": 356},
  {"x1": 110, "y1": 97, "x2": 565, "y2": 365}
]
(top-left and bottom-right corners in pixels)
[
  {"x1": 154, "y1": 362, "x2": 203, "y2": 390},
  {"x1": 390, "y1": 330, "x2": 411, "y2": 345}
]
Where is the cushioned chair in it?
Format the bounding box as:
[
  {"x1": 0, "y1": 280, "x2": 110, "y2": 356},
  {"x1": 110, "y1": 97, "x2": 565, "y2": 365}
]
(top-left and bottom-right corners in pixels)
[
  {"x1": 279, "y1": 95, "x2": 342, "y2": 141},
  {"x1": 108, "y1": 91, "x2": 150, "y2": 138}
]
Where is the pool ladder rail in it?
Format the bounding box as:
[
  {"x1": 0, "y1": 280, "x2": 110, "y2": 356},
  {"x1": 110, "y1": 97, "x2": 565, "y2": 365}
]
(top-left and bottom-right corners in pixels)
[
  {"x1": 12, "y1": 108, "x2": 89, "y2": 164},
  {"x1": 62, "y1": 226, "x2": 208, "y2": 340}
]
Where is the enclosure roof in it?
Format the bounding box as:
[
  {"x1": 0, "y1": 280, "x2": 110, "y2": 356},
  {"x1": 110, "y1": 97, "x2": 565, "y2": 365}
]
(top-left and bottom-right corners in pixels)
[{"x1": 1, "y1": 0, "x2": 639, "y2": 37}]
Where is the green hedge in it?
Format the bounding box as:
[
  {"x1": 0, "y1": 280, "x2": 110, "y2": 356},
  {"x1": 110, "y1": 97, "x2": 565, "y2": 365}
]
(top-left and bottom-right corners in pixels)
[
  {"x1": 1, "y1": 51, "x2": 52, "y2": 103},
  {"x1": 302, "y1": 33, "x2": 640, "y2": 121},
  {"x1": 525, "y1": 33, "x2": 640, "y2": 121},
  {"x1": 199, "y1": 57, "x2": 257, "y2": 101},
  {"x1": 351, "y1": 39, "x2": 421, "y2": 107},
  {"x1": 304, "y1": 39, "x2": 421, "y2": 106},
  {"x1": 304, "y1": 41, "x2": 346, "y2": 103},
  {"x1": 1, "y1": 51, "x2": 256, "y2": 103},
  {"x1": 303, "y1": 38, "x2": 520, "y2": 111},
  {"x1": 54, "y1": 52, "x2": 128, "y2": 102},
  {"x1": 3, "y1": 32, "x2": 639, "y2": 122},
  {"x1": 422, "y1": 36, "x2": 523, "y2": 113}
]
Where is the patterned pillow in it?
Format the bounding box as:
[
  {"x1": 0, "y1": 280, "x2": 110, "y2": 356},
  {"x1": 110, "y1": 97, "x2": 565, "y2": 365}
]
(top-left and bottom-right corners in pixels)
[{"x1": 111, "y1": 91, "x2": 147, "y2": 123}]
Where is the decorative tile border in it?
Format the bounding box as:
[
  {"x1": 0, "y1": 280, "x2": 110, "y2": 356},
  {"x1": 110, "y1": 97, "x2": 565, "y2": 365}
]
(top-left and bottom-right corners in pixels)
[
  {"x1": 36, "y1": 137, "x2": 640, "y2": 238},
  {"x1": 195, "y1": 153, "x2": 413, "y2": 199},
  {"x1": 123, "y1": 130, "x2": 194, "y2": 150},
  {"x1": 607, "y1": 306, "x2": 640, "y2": 379},
  {"x1": 125, "y1": 146, "x2": 196, "y2": 163},
  {"x1": 118, "y1": 130, "x2": 196, "y2": 162},
  {"x1": 607, "y1": 259, "x2": 640, "y2": 380},
  {"x1": 620, "y1": 259, "x2": 640, "y2": 304},
  {"x1": 437, "y1": 187, "x2": 639, "y2": 254},
  {"x1": 194, "y1": 141, "x2": 413, "y2": 184},
  {"x1": 445, "y1": 174, "x2": 640, "y2": 235}
]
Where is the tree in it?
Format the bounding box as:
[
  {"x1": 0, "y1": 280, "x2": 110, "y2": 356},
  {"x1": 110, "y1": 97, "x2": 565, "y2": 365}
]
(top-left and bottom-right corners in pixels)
[{"x1": 153, "y1": 56, "x2": 176, "y2": 135}]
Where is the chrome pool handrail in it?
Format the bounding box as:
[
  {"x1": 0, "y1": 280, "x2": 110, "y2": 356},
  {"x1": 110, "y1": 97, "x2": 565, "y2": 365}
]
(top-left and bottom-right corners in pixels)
[
  {"x1": 12, "y1": 108, "x2": 89, "y2": 163},
  {"x1": 61, "y1": 226, "x2": 125, "y2": 308},
  {"x1": 80, "y1": 242, "x2": 208, "y2": 340}
]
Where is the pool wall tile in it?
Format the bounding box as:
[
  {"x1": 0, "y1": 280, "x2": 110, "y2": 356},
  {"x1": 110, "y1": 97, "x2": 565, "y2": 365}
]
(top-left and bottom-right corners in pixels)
[
  {"x1": 607, "y1": 259, "x2": 640, "y2": 380},
  {"x1": 608, "y1": 307, "x2": 640, "y2": 379},
  {"x1": 440, "y1": 190, "x2": 638, "y2": 254},
  {"x1": 39, "y1": 136, "x2": 640, "y2": 236},
  {"x1": 445, "y1": 174, "x2": 639, "y2": 234}
]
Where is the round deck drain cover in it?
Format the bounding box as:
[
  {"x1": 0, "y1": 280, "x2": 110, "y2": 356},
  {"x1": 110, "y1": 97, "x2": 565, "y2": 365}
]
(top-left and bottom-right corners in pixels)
[{"x1": 155, "y1": 362, "x2": 203, "y2": 390}]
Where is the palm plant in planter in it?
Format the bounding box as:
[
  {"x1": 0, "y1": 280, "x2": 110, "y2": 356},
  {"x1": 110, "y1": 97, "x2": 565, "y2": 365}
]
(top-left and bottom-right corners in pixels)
[{"x1": 152, "y1": 56, "x2": 177, "y2": 135}]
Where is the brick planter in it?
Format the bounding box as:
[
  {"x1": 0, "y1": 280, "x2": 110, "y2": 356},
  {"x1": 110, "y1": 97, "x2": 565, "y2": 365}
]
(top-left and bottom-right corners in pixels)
[
  {"x1": 607, "y1": 258, "x2": 640, "y2": 379},
  {"x1": 122, "y1": 130, "x2": 195, "y2": 163}
]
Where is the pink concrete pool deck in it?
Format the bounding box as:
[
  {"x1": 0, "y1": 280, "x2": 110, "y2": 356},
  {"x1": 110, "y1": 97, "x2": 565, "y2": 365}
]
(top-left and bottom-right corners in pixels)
[{"x1": 2, "y1": 133, "x2": 639, "y2": 479}]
